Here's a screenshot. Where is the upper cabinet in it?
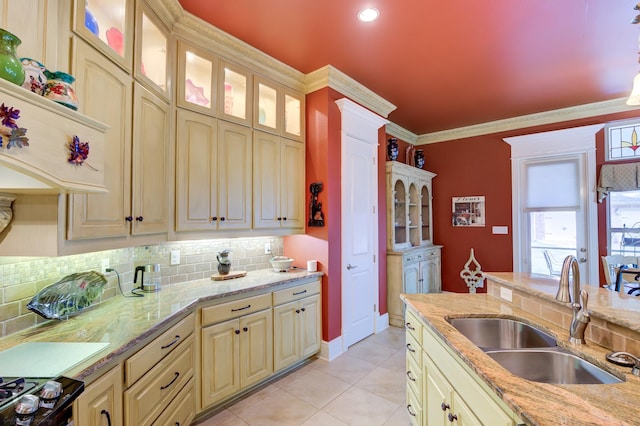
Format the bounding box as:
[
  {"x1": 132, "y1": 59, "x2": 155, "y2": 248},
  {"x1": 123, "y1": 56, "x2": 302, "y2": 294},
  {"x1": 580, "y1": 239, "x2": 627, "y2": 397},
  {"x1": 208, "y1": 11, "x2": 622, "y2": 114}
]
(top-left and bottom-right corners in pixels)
[
  {"x1": 134, "y1": 3, "x2": 171, "y2": 100},
  {"x1": 74, "y1": 0, "x2": 135, "y2": 71},
  {"x1": 176, "y1": 40, "x2": 217, "y2": 115},
  {"x1": 387, "y1": 161, "x2": 436, "y2": 251},
  {"x1": 254, "y1": 76, "x2": 304, "y2": 142},
  {"x1": 218, "y1": 61, "x2": 252, "y2": 126}
]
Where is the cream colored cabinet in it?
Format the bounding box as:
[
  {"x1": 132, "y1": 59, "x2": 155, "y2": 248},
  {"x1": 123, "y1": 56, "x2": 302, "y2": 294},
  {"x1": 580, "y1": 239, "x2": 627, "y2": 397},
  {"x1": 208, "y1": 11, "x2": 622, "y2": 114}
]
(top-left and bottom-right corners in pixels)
[
  {"x1": 73, "y1": 0, "x2": 134, "y2": 71},
  {"x1": 253, "y1": 76, "x2": 304, "y2": 142},
  {"x1": 176, "y1": 40, "x2": 217, "y2": 115},
  {"x1": 253, "y1": 130, "x2": 305, "y2": 230},
  {"x1": 405, "y1": 306, "x2": 521, "y2": 426},
  {"x1": 387, "y1": 246, "x2": 441, "y2": 327},
  {"x1": 74, "y1": 364, "x2": 123, "y2": 426},
  {"x1": 134, "y1": 2, "x2": 171, "y2": 100},
  {"x1": 152, "y1": 377, "x2": 195, "y2": 426},
  {"x1": 200, "y1": 294, "x2": 273, "y2": 409},
  {"x1": 218, "y1": 61, "x2": 252, "y2": 126},
  {"x1": 273, "y1": 280, "x2": 321, "y2": 371},
  {"x1": 176, "y1": 109, "x2": 253, "y2": 232}
]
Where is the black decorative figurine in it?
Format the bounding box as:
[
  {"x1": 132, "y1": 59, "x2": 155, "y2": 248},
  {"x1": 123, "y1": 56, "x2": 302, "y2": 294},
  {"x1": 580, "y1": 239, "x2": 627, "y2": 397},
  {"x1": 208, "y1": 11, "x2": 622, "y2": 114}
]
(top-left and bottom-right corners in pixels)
[
  {"x1": 387, "y1": 138, "x2": 399, "y2": 161},
  {"x1": 415, "y1": 149, "x2": 425, "y2": 169},
  {"x1": 308, "y1": 182, "x2": 325, "y2": 227}
]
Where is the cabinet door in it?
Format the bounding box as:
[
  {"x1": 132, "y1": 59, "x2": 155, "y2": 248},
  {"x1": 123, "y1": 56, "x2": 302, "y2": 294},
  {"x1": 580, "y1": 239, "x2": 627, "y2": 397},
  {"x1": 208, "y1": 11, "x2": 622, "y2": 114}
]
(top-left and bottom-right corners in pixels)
[
  {"x1": 134, "y1": 3, "x2": 170, "y2": 99},
  {"x1": 131, "y1": 83, "x2": 169, "y2": 235},
  {"x1": 424, "y1": 356, "x2": 452, "y2": 426},
  {"x1": 280, "y1": 139, "x2": 305, "y2": 229},
  {"x1": 68, "y1": 38, "x2": 133, "y2": 240},
  {"x1": 239, "y1": 309, "x2": 273, "y2": 388},
  {"x1": 254, "y1": 77, "x2": 279, "y2": 134},
  {"x1": 253, "y1": 130, "x2": 281, "y2": 229},
  {"x1": 201, "y1": 319, "x2": 240, "y2": 408},
  {"x1": 217, "y1": 120, "x2": 252, "y2": 230},
  {"x1": 273, "y1": 300, "x2": 299, "y2": 371},
  {"x1": 177, "y1": 40, "x2": 217, "y2": 115},
  {"x1": 218, "y1": 61, "x2": 252, "y2": 125},
  {"x1": 421, "y1": 254, "x2": 442, "y2": 293},
  {"x1": 404, "y1": 263, "x2": 420, "y2": 294},
  {"x1": 175, "y1": 109, "x2": 217, "y2": 231},
  {"x1": 283, "y1": 89, "x2": 304, "y2": 142},
  {"x1": 73, "y1": 364, "x2": 123, "y2": 426},
  {"x1": 452, "y1": 393, "x2": 483, "y2": 426},
  {"x1": 299, "y1": 294, "x2": 321, "y2": 358}
]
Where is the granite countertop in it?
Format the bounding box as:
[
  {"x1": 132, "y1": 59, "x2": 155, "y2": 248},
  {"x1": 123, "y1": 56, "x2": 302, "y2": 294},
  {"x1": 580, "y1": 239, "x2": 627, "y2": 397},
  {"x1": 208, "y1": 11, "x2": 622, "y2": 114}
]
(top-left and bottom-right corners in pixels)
[
  {"x1": 402, "y1": 289, "x2": 640, "y2": 426},
  {"x1": 0, "y1": 269, "x2": 322, "y2": 383}
]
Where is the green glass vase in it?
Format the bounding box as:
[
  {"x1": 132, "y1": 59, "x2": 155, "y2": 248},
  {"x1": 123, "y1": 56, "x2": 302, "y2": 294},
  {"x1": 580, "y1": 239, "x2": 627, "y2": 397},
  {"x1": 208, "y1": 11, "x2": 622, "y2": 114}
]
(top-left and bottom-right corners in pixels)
[{"x1": 0, "y1": 28, "x2": 25, "y2": 86}]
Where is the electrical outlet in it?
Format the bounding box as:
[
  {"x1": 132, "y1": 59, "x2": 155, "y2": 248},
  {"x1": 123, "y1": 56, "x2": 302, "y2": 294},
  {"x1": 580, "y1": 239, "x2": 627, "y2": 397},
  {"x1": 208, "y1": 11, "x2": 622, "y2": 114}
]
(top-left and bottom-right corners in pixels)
[
  {"x1": 264, "y1": 242, "x2": 272, "y2": 255},
  {"x1": 101, "y1": 258, "x2": 110, "y2": 274},
  {"x1": 170, "y1": 250, "x2": 181, "y2": 265}
]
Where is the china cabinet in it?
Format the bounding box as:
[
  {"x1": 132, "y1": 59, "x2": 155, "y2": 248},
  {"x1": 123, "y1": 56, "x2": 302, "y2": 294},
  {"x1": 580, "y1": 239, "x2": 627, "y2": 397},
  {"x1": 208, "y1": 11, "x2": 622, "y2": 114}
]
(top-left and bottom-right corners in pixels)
[
  {"x1": 218, "y1": 60, "x2": 252, "y2": 126},
  {"x1": 253, "y1": 130, "x2": 305, "y2": 230},
  {"x1": 253, "y1": 76, "x2": 304, "y2": 142},
  {"x1": 175, "y1": 109, "x2": 253, "y2": 232},
  {"x1": 176, "y1": 40, "x2": 217, "y2": 115}
]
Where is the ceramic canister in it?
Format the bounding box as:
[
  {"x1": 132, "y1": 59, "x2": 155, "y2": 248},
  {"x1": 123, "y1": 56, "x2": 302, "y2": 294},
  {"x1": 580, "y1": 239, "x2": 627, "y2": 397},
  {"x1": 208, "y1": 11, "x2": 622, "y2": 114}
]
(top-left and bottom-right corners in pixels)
[
  {"x1": 43, "y1": 70, "x2": 79, "y2": 110},
  {"x1": 20, "y1": 58, "x2": 47, "y2": 95}
]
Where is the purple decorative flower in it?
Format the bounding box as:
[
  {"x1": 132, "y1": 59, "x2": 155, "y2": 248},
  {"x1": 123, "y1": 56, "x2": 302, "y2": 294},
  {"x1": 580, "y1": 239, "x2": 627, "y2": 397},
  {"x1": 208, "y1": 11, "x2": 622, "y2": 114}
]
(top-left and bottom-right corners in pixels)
[
  {"x1": 0, "y1": 103, "x2": 20, "y2": 129},
  {"x1": 68, "y1": 135, "x2": 90, "y2": 165},
  {"x1": 6, "y1": 128, "x2": 29, "y2": 149}
]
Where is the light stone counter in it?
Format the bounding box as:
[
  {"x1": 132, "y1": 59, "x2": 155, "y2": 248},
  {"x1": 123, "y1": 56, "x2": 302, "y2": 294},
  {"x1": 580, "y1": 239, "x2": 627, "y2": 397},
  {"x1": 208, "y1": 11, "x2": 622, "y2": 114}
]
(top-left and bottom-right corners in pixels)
[
  {"x1": 402, "y1": 272, "x2": 640, "y2": 426},
  {"x1": 0, "y1": 269, "x2": 322, "y2": 383}
]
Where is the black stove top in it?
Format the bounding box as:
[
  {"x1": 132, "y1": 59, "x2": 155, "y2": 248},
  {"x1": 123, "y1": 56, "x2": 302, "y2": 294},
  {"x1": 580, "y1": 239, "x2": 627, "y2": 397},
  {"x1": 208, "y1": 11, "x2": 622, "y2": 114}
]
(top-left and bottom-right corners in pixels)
[{"x1": 0, "y1": 376, "x2": 83, "y2": 426}]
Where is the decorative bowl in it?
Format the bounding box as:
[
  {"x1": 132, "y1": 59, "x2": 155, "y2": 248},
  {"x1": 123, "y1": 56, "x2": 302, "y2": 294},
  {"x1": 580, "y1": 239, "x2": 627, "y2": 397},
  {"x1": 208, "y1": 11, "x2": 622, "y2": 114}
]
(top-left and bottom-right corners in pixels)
[{"x1": 270, "y1": 256, "x2": 293, "y2": 272}]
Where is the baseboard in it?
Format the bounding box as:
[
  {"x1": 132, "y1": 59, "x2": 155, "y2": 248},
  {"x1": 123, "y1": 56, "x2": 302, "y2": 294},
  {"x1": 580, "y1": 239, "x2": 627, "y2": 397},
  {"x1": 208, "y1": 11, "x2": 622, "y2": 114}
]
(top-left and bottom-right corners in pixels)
[
  {"x1": 319, "y1": 335, "x2": 344, "y2": 361},
  {"x1": 376, "y1": 312, "x2": 389, "y2": 332}
]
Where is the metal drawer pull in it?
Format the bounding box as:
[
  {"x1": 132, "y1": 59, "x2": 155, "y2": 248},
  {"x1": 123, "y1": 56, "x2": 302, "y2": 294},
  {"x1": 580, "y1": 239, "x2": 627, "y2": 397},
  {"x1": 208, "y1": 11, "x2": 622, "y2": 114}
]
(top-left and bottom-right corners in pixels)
[
  {"x1": 448, "y1": 413, "x2": 458, "y2": 422},
  {"x1": 406, "y1": 343, "x2": 416, "y2": 353},
  {"x1": 405, "y1": 322, "x2": 415, "y2": 331},
  {"x1": 160, "y1": 372, "x2": 180, "y2": 390},
  {"x1": 292, "y1": 289, "x2": 307, "y2": 295},
  {"x1": 231, "y1": 304, "x2": 251, "y2": 312},
  {"x1": 161, "y1": 335, "x2": 181, "y2": 350},
  {"x1": 406, "y1": 404, "x2": 417, "y2": 417},
  {"x1": 406, "y1": 370, "x2": 416, "y2": 382},
  {"x1": 101, "y1": 409, "x2": 112, "y2": 426}
]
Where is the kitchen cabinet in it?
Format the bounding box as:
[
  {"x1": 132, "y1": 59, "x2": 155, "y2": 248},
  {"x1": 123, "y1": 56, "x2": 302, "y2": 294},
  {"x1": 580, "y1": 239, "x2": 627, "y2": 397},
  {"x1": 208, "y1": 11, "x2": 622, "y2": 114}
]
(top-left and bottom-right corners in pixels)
[
  {"x1": 272, "y1": 280, "x2": 321, "y2": 371},
  {"x1": 200, "y1": 294, "x2": 273, "y2": 409},
  {"x1": 175, "y1": 109, "x2": 253, "y2": 232},
  {"x1": 404, "y1": 306, "x2": 521, "y2": 426},
  {"x1": 387, "y1": 246, "x2": 441, "y2": 327},
  {"x1": 73, "y1": 364, "x2": 123, "y2": 426},
  {"x1": 176, "y1": 40, "x2": 217, "y2": 115},
  {"x1": 253, "y1": 76, "x2": 304, "y2": 142},
  {"x1": 253, "y1": 130, "x2": 305, "y2": 230},
  {"x1": 218, "y1": 60, "x2": 252, "y2": 126},
  {"x1": 73, "y1": 0, "x2": 135, "y2": 72},
  {"x1": 134, "y1": 2, "x2": 171, "y2": 100}
]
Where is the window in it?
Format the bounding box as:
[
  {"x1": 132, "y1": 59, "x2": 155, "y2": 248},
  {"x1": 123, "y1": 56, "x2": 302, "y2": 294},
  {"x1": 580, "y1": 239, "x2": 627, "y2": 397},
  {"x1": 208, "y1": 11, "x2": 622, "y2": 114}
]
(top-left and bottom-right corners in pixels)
[
  {"x1": 605, "y1": 119, "x2": 640, "y2": 161},
  {"x1": 608, "y1": 190, "x2": 640, "y2": 256}
]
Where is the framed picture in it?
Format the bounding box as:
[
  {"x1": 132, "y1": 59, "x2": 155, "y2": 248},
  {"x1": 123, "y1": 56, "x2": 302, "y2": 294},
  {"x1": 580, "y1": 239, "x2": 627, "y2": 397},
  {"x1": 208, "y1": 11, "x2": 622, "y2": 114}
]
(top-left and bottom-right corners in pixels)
[{"x1": 452, "y1": 196, "x2": 485, "y2": 227}]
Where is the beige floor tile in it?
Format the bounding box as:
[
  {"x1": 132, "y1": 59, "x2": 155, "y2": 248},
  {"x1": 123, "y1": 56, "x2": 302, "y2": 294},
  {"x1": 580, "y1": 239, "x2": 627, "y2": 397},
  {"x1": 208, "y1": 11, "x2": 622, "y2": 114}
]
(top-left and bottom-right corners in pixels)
[
  {"x1": 196, "y1": 409, "x2": 249, "y2": 425},
  {"x1": 313, "y1": 352, "x2": 377, "y2": 384},
  {"x1": 383, "y1": 349, "x2": 408, "y2": 373},
  {"x1": 355, "y1": 365, "x2": 406, "y2": 404},
  {"x1": 322, "y1": 386, "x2": 399, "y2": 425},
  {"x1": 279, "y1": 369, "x2": 351, "y2": 408},
  {"x1": 367, "y1": 327, "x2": 406, "y2": 347},
  {"x1": 345, "y1": 338, "x2": 398, "y2": 365},
  {"x1": 301, "y1": 410, "x2": 349, "y2": 426},
  {"x1": 383, "y1": 404, "x2": 412, "y2": 426},
  {"x1": 225, "y1": 383, "x2": 279, "y2": 415},
  {"x1": 273, "y1": 359, "x2": 320, "y2": 389},
  {"x1": 229, "y1": 387, "x2": 318, "y2": 426}
]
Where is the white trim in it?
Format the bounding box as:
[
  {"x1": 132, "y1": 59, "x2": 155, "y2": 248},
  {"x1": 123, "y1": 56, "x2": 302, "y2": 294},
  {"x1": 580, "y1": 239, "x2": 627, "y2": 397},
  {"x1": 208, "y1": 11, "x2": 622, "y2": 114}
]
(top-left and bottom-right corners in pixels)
[
  {"x1": 376, "y1": 312, "x2": 389, "y2": 333},
  {"x1": 386, "y1": 122, "x2": 418, "y2": 144},
  {"x1": 319, "y1": 336, "x2": 344, "y2": 361}
]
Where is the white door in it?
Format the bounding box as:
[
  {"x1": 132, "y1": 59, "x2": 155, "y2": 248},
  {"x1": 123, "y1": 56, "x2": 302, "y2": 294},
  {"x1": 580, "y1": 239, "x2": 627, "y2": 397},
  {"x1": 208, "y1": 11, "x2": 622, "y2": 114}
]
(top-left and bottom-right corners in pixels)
[{"x1": 337, "y1": 98, "x2": 387, "y2": 349}]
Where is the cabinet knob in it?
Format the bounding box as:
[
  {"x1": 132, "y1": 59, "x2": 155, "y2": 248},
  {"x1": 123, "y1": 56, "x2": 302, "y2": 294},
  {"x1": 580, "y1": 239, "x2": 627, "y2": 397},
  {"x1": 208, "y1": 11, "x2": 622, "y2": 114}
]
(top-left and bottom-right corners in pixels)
[
  {"x1": 277, "y1": 217, "x2": 282, "y2": 221},
  {"x1": 296, "y1": 309, "x2": 300, "y2": 314},
  {"x1": 441, "y1": 402, "x2": 450, "y2": 411},
  {"x1": 243, "y1": 327, "x2": 248, "y2": 332},
  {"x1": 300, "y1": 307, "x2": 306, "y2": 312},
  {"x1": 235, "y1": 329, "x2": 240, "y2": 334},
  {"x1": 282, "y1": 217, "x2": 287, "y2": 221},
  {"x1": 135, "y1": 216, "x2": 143, "y2": 222},
  {"x1": 220, "y1": 217, "x2": 226, "y2": 221},
  {"x1": 125, "y1": 216, "x2": 133, "y2": 222},
  {"x1": 448, "y1": 412, "x2": 458, "y2": 422},
  {"x1": 212, "y1": 216, "x2": 218, "y2": 221}
]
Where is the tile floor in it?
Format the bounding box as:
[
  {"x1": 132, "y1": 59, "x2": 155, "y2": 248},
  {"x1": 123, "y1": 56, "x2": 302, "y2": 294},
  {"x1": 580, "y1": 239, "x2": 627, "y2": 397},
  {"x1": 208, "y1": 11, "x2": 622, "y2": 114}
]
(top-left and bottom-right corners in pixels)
[{"x1": 197, "y1": 326, "x2": 409, "y2": 426}]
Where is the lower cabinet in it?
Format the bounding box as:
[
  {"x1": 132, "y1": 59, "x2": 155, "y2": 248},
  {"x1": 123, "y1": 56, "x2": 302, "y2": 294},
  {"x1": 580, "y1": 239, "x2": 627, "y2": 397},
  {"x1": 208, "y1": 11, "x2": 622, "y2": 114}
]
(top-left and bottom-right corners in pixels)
[
  {"x1": 404, "y1": 306, "x2": 522, "y2": 426},
  {"x1": 273, "y1": 281, "x2": 321, "y2": 371},
  {"x1": 73, "y1": 364, "x2": 123, "y2": 426},
  {"x1": 200, "y1": 293, "x2": 273, "y2": 409}
]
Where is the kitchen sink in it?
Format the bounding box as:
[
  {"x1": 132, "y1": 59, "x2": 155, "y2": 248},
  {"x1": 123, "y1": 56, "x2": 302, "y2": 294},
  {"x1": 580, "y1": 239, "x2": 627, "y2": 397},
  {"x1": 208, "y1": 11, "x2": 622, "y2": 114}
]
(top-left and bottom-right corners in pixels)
[
  {"x1": 447, "y1": 317, "x2": 557, "y2": 350},
  {"x1": 486, "y1": 349, "x2": 623, "y2": 385}
]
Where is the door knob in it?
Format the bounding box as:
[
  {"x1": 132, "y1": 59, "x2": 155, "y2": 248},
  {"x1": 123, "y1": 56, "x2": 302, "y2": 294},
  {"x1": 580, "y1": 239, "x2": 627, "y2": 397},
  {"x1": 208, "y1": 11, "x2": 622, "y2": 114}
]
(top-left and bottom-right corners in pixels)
[{"x1": 347, "y1": 264, "x2": 357, "y2": 270}]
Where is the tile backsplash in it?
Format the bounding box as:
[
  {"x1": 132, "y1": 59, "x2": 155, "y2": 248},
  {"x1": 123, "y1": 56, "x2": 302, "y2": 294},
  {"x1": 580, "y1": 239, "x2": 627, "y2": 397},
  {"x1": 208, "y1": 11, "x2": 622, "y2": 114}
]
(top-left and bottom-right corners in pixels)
[{"x1": 0, "y1": 237, "x2": 282, "y2": 338}]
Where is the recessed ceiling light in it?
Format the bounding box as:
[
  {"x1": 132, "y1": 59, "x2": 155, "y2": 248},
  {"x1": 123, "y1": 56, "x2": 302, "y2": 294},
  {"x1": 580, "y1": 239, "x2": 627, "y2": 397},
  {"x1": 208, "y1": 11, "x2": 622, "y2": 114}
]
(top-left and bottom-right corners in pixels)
[{"x1": 358, "y1": 8, "x2": 379, "y2": 22}]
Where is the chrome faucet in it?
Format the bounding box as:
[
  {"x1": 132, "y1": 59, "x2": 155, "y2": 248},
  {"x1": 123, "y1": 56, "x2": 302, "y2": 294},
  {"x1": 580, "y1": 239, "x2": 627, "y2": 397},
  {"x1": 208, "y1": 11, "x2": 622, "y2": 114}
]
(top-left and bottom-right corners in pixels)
[
  {"x1": 556, "y1": 255, "x2": 591, "y2": 344},
  {"x1": 608, "y1": 352, "x2": 640, "y2": 376}
]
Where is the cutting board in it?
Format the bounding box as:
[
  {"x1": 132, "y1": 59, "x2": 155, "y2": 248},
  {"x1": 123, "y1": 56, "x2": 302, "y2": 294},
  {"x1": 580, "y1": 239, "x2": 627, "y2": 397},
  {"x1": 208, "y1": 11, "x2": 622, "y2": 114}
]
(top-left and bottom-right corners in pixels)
[
  {"x1": 0, "y1": 342, "x2": 109, "y2": 378},
  {"x1": 211, "y1": 270, "x2": 247, "y2": 281}
]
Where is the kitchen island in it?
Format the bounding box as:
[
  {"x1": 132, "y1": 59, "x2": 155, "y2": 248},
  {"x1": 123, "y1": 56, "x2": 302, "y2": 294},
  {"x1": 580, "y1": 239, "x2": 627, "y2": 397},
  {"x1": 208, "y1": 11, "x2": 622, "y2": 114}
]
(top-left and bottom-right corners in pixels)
[{"x1": 403, "y1": 272, "x2": 640, "y2": 426}]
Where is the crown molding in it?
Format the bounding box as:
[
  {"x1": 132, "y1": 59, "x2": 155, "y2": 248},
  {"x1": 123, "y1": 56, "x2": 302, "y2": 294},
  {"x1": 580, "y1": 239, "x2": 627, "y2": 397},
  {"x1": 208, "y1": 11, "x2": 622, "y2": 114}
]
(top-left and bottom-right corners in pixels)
[
  {"x1": 385, "y1": 122, "x2": 418, "y2": 144},
  {"x1": 305, "y1": 65, "x2": 396, "y2": 119},
  {"x1": 415, "y1": 97, "x2": 640, "y2": 145}
]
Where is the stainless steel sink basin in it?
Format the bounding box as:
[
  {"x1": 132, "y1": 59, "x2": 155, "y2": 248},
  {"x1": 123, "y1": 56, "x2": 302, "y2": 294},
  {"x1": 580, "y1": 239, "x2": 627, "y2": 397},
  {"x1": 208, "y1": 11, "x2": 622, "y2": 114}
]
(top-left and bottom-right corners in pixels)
[
  {"x1": 447, "y1": 317, "x2": 557, "y2": 350},
  {"x1": 486, "y1": 349, "x2": 623, "y2": 385}
]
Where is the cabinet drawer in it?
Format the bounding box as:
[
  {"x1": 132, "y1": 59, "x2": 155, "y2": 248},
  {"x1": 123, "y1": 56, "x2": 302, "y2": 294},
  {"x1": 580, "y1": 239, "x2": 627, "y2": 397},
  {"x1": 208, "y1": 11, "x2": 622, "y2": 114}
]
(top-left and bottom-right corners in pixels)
[
  {"x1": 202, "y1": 293, "x2": 272, "y2": 326},
  {"x1": 273, "y1": 280, "x2": 321, "y2": 306},
  {"x1": 406, "y1": 385, "x2": 422, "y2": 426},
  {"x1": 405, "y1": 331, "x2": 421, "y2": 366},
  {"x1": 126, "y1": 313, "x2": 195, "y2": 386},
  {"x1": 404, "y1": 308, "x2": 422, "y2": 345},
  {"x1": 152, "y1": 377, "x2": 195, "y2": 426},
  {"x1": 124, "y1": 336, "x2": 194, "y2": 426},
  {"x1": 406, "y1": 351, "x2": 422, "y2": 398}
]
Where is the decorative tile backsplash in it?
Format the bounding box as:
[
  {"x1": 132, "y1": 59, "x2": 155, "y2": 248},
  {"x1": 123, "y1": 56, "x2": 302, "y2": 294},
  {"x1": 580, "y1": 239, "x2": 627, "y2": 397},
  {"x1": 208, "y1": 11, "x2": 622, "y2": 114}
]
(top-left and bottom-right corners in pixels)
[{"x1": 0, "y1": 237, "x2": 282, "y2": 338}]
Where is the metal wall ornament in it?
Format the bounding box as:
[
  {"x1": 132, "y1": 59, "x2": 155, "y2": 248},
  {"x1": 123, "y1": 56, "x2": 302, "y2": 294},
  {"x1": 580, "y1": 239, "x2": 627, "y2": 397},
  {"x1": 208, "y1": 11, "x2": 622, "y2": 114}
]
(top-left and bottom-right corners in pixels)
[
  {"x1": 68, "y1": 135, "x2": 90, "y2": 165},
  {"x1": 0, "y1": 103, "x2": 28, "y2": 149},
  {"x1": 308, "y1": 182, "x2": 325, "y2": 227}
]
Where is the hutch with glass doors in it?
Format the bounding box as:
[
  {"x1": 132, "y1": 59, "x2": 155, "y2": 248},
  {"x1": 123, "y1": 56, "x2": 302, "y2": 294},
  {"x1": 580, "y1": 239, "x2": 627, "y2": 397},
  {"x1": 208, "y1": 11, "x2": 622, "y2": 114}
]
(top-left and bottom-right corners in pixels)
[{"x1": 386, "y1": 161, "x2": 442, "y2": 327}]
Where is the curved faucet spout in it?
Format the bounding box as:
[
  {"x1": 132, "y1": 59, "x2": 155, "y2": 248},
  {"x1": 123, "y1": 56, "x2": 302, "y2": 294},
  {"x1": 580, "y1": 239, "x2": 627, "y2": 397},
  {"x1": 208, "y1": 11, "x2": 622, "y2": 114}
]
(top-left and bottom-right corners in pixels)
[{"x1": 556, "y1": 255, "x2": 580, "y2": 303}]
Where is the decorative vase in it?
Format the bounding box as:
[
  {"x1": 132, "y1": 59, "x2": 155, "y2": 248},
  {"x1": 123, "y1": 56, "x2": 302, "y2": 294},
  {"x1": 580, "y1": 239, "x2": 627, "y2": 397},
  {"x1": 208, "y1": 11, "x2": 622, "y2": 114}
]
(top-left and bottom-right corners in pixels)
[
  {"x1": 415, "y1": 149, "x2": 425, "y2": 169},
  {"x1": 216, "y1": 249, "x2": 232, "y2": 275},
  {"x1": 43, "y1": 70, "x2": 79, "y2": 110},
  {"x1": 85, "y1": 6, "x2": 100, "y2": 36},
  {"x1": 0, "y1": 28, "x2": 25, "y2": 86},
  {"x1": 20, "y1": 57, "x2": 47, "y2": 95},
  {"x1": 387, "y1": 138, "x2": 399, "y2": 161}
]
